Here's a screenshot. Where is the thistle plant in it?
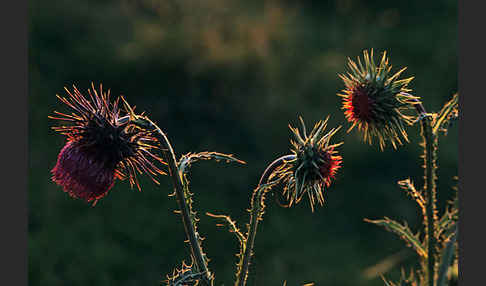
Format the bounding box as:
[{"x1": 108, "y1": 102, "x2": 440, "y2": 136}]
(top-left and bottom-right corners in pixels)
[
  {"x1": 47, "y1": 49, "x2": 457, "y2": 286},
  {"x1": 49, "y1": 83, "x2": 343, "y2": 286},
  {"x1": 337, "y1": 50, "x2": 459, "y2": 286}
]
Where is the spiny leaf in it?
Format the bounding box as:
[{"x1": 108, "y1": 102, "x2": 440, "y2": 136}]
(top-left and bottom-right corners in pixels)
[
  {"x1": 365, "y1": 217, "x2": 427, "y2": 258},
  {"x1": 437, "y1": 178, "x2": 459, "y2": 241},
  {"x1": 164, "y1": 260, "x2": 205, "y2": 286},
  {"x1": 381, "y1": 268, "x2": 420, "y2": 286},
  {"x1": 398, "y1": 178, "x2": 426, "y2": 218},
  {"x1": 178, "y1": 151, "x2": 246, "y2": 175},
  {"x1": 437, "y1": 226, "x2": 458, "y2": 286},
  {"x1": 432, "y1": 93, "x2": 459, "y2": 135},
  {"x1": 448, "y1": 176, "x2": 459, "y2": 210},
  {"x1": 206, "y1": 212, "x2": 246, "y2": 247},
  {"x1": 437, "y1": 206, "x2": 458, "y2": 241}
]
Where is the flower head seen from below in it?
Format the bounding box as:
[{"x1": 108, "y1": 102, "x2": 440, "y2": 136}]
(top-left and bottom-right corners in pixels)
[
  {"x1": 272, "y1": 117, "x2": 342, "y2": 212},
  {"x1": 338, "y1": 49, "x2": 421, "y2": 150},
  {"x1": 50, "y1": 83, "x2": 166, "y2": 205}
]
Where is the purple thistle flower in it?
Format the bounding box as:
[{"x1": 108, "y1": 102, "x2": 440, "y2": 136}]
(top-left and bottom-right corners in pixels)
[{"x1": 50, "y1": 83, "x2": 166, "y2": 205}]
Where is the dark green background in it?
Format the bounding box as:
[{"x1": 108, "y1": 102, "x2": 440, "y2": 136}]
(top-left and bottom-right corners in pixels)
[{"x1": 28, "y1": 0, "x2": 457, "y2": 285}]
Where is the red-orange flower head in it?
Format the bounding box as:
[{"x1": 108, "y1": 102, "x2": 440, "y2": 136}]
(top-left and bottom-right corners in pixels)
[
  {"x1": 338, "y1": 49, "x2": 421, "y2": 150},
  {"x1": 50, "y1": 83, "x2": 166, "y2": 205},
  {"x1": 273, "y1": 116, "x2": 342, "y2": 212}
]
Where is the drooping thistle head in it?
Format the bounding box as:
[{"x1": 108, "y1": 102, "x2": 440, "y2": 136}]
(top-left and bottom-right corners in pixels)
[
  {"x1": 272, "y1": 117, "x2": 342, "y2": 212},
  {"x1": 338, "y1": 49, "x2": 421, "y2": 150},
  {"x1": 50, "y1": 83, "x2": 166, "y2": 205}
]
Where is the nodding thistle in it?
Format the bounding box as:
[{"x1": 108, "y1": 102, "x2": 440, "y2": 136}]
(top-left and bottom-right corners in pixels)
[
  {"x1": 338, "y1": 49, "x2": 421, "y2": 150},
  {"x1": 49, "y1": 83, "x2": 166, "y2": 205},
  {"x1": 272, "y1": 116, "x2": 342, "y2": 212}
]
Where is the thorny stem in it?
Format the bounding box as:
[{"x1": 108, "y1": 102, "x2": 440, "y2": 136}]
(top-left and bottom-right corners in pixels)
[
  {"x1": 236, "y1": 155, "x2": 295, "y2": 286},
  {"x1": 412, "y1": 99, "x2": 439, "y2": 286},
  {"x1": 259, "y1": 155, "x2": 296, "y2": 185},
  {"x1": 141, "y1": 118, "x2": 213, "y2": 286}
]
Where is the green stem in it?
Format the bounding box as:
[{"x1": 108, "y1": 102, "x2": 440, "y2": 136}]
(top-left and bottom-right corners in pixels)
[
  {"x1": 143, "y1": 118, "x2": 213, "y2": 285},
  {"x1": 235, "y1": 155, "x2": 295, "y2": 286},
  {"x1": 235, "y1": 184, "x2": 265, "y2": 286},
  {"x1": 416, "y1": 102, "x2": 439, "y2": 286}
]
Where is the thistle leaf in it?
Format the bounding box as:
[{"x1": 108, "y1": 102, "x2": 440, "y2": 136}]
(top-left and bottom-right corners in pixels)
[
  {"x1": 165, "y1": 260, "x2": 205, "y2": 286},
  {"x1": 437, "y1": 226, "x2": 458, "y2": 286},
  {"x1": 398, "y1": 179, "x2": 426, "y2": 218},
  {"x1": 437, "y1": 178, "x2": 459, "y2": 241},
  {"x1": 437, "y1": 206, "x2": 458, "y2": 241},
  {"x1": 432, "y1": 93, "x2": 459, "y2": 135},
  {"x1": 381, "y1": 268, "x2": 420, "y2": 286},
  {"x1": 365, "y1": 217, "x2": 427, "y2": 258},
  {"x1": 206, "y1": 212, "x2": 246, "y2": 247},
  {"x1": 178, "y1": 151, "x2": 246, "y2": 175}
]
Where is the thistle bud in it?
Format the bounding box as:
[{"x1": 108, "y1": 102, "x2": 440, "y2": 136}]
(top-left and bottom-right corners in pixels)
[{"x1": 273, "y1": 117, "x2": 342, "y2": 212}]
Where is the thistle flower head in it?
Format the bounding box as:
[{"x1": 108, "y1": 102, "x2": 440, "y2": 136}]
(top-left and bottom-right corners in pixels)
[
  {"x1": 50, "y1": 83, "x2": 166, "y2": 205},
  {"x1": 272, "y1": 117, "x2": 342, "y2": 212},
  {"x1": 338, "y1": 49, "x2": 420, "y2": 150}
]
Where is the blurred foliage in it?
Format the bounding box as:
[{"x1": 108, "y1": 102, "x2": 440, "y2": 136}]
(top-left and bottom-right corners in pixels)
[{"x1": 28, "y1": 0, "x2": 457, "y2": 285}]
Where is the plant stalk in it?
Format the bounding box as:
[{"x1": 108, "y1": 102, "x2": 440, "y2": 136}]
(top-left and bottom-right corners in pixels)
[
  {"x1": 415, "y1": 102, "x2": 439, "y2": 286},
  {"x1": 236, "y1": 155, "x2": 295, "y2": 286},
  {"x1": 143, "y1": 118, "x2": 213, "y2": 285}
]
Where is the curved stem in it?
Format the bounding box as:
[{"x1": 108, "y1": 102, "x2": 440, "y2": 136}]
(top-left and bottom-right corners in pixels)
[
  {"x1": 236, "y1": 154, "x2": 295, "y2": 286},
  {"x1": 258, "y1": 155, "x2": 296, "y2": 185},
  {"x1": 143, "y1": 118, "x2": 213, "y2": 285}
]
